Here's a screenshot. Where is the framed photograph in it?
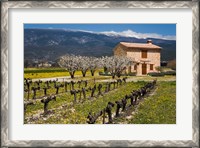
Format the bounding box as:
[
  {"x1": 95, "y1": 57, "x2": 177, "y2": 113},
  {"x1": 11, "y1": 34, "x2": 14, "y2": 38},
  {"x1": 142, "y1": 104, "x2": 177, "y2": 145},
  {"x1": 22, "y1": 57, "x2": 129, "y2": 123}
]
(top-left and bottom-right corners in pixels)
[{"x1": 1, "y1": 1, "x2": 199, "y2": 147}]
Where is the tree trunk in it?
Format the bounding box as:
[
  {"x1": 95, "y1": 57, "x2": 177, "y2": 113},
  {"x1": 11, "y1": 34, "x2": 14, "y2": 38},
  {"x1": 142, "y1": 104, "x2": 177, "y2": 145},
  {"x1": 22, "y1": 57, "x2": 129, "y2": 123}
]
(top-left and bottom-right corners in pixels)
[
  {"x1": 82, "y1": 71, "x2": 86, "y2": 77},
  {"x1": 102, "y1": 109, "x2": 105, "y2": 124},
  {"x1": 104, "y1": 67, "x2": 108, "y2": 73},
  {"x1": 44, "y1": 102, "x2": 48, "y2": 114},
  {"x1": 27, "y1": 90, "x2": 30, "y2": 100},
  {"x1": 90, "y1": 70, "x2": 95, "y2": 76},
  {"x1": 112, "y1": 74, "x2": 115, "y2": 79},
  {"x1": 116, "y1": 71, "x2": 121, "y2": 78},
  {"x1": 70, "y1": 72, "x2": 75, "y2": 79},
  {"x1": 74, "y1": 93, "x2": 77, "y2": 103}
]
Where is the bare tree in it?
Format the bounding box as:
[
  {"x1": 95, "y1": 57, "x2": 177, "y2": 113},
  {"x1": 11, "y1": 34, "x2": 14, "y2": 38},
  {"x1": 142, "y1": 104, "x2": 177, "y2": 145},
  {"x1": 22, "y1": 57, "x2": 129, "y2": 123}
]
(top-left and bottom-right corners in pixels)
[
  {"x1": 100, "y1": 56, "x2": 109, "y2": 73},
  {"x1": 77, "y1": 56, "x2": 90, "y2": 77},
  {"x1": 115, "y1": 56, "x2": 132, "y2": 78},
  {"x1": 102, "y1": 56, "x2": 132, "y2": 78},
  {"x1": 58, "y1": 55, "x2": 132, "y2": 79},
  {"x1": 88, "y1": 57, "x2": 99, "y2": 76},
  {"x1": 57, "y1": 55, "x2": 79, "y2": 79}
]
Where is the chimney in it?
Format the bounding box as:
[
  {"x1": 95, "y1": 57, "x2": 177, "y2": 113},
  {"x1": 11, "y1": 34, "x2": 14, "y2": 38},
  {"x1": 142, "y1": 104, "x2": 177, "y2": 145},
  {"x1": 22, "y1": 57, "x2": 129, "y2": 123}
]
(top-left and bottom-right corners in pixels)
[{"x1": 147, "y1": 40, "x2": 152, "y2": 44}]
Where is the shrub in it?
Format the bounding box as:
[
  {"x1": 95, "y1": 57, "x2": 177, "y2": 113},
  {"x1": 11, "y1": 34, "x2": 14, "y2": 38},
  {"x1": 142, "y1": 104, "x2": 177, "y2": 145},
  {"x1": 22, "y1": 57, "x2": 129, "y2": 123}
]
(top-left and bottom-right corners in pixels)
[
  {"x1": 155, "y1": 66, "x2": 164, "y2": 72},
  {"x1": 147, "y1": 72, "x2": 164, "y2": 77},
  {"x1": 162, "y1": 71, "x2": 176, "y2": 76},
  {"x1": 99, "y1": 72, "x2": 136, "y2": 76},
  {"x1": 127, "y1": 72, "x2": 136, "y2": 76}
]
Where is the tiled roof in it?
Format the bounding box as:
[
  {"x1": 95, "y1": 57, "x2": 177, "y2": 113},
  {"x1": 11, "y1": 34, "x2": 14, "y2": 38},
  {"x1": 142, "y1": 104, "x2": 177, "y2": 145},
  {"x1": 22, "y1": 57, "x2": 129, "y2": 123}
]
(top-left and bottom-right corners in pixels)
[{"x1": 120, "y1": 42, "x2": 161, "y2": 49}]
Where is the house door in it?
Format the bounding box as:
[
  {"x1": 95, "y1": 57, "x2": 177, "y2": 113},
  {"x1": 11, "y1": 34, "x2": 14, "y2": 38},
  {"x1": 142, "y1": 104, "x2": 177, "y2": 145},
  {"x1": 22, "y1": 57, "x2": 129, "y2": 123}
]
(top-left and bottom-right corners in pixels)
[{"x1": 142, "y1": 64, "x2": 147, "y2": 75}]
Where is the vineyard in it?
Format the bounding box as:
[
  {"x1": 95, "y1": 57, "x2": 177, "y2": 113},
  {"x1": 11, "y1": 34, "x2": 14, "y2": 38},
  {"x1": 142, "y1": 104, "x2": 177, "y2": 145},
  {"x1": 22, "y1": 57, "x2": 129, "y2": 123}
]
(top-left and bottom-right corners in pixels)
[
  {"x1": 24, "y1": 55, "x2": 176, "y2": 124},
  {"x1": 24, "y1": 76, "x2": 176, "y2": 124}
]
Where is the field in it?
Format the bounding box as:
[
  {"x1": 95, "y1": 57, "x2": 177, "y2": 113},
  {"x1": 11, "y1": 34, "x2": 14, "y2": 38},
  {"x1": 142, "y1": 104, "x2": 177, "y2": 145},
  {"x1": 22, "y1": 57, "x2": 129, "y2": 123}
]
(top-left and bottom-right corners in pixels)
[
  {"x1": 24, "y1": 68, "x2": 176, "y2": 124},
  {"x1": 24, "y1": 68, "x2": 104, "y2": 79},
  {"x1": 129, "y1": 81, "x2": 176, "y2": 124}
]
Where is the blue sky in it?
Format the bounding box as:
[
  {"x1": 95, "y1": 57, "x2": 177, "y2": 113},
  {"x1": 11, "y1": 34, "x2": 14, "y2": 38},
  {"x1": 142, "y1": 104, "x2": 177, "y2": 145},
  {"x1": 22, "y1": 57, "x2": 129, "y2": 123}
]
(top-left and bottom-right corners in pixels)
[{"x1": 24, "y1": 24, "x2": 176, "y2": 40}]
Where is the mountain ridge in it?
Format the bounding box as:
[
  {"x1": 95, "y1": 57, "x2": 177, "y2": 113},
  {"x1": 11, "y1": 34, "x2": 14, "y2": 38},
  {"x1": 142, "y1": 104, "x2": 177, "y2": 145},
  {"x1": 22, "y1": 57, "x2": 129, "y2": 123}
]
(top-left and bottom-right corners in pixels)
[{"x1": 24, "y1": 28, "x2": 176, "y2": 61}]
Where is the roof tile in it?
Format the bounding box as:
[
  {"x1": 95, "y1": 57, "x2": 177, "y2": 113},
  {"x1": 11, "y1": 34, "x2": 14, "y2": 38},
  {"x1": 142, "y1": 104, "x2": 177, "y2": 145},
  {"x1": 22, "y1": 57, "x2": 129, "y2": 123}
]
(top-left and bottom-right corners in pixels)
[{"x1": 120, "y1": 42, "x2": 161, "y2": 49}]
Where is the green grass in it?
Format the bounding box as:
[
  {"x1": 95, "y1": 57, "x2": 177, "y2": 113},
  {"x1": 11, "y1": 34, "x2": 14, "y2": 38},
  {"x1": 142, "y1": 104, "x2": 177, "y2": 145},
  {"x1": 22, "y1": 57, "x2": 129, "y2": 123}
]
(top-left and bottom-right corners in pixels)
[
  {"x1": 25, "y1": 81, "x2": 147, "y2": 124},
  {"x1": 25, "y1": 81, "x2": 176, "y2": 124},
  {"x1": 24, "y1": 77, "x2": 120, "y2": 100},
  {"x1": 128, "y1": 75, "x2": 176, "y2": 82},
  {"x1": 24, "y1": 67, "x2": 176, "y2": 124},
  {"x1": 128, "y1": 81, "x2": 176, "y2": 124},
  {"x1": 73, "y1": 81, "x2": 146, "y2": 124},
  {"x1": 25, "y1": 80, "x2": 101, "y2": 114}
]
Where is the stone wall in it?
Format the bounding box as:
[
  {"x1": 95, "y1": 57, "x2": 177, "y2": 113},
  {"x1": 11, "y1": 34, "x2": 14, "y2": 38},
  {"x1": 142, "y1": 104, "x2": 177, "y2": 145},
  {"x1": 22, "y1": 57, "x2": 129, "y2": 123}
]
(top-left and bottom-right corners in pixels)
[
  {"x1": 147, "y1": 49, "x2": 161, "y2": 72},
  {"x1": 127, "y1": 49, "x2": 160, "y2": 75},
  {"x1": 113, "y1": 45, "x2": 127, "y2": 56},
  {"x1": 114, "y1": 46, "x2": 161, "y2": 75}
]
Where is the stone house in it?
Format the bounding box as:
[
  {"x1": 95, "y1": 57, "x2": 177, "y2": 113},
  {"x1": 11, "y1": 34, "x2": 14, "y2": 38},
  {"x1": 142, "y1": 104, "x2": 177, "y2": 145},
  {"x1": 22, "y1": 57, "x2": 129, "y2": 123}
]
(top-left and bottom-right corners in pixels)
[
  {"x1": 113, "y1": 40, "x2": 161, "y2": 75},
  {"x1": 38, "y1": 62, "x2": 52, "y2": 68}
]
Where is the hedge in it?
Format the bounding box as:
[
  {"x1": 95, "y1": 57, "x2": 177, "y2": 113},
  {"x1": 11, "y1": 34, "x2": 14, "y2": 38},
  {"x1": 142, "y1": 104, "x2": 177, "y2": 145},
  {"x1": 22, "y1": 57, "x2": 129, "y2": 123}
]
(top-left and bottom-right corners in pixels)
[
  {"x1": 99, "y1": 72, "x2": 136, "y2": 76},
  {"x1": 147, "y1": 72, "x2": 165, "y2": 77},
  {"x1": 162, "y1": 71, "x2": 176, "y2": 76},
  {"x1": 147, "y1": 71, "x2": 176, "y2": 77}
]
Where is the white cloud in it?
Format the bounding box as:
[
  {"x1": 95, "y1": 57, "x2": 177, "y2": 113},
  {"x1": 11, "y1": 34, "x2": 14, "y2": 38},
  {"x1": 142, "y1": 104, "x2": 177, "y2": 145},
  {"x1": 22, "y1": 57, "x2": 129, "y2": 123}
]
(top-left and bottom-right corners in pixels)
[{"x1": 99, "y1": 29, "x2": 176, "y2": 40}]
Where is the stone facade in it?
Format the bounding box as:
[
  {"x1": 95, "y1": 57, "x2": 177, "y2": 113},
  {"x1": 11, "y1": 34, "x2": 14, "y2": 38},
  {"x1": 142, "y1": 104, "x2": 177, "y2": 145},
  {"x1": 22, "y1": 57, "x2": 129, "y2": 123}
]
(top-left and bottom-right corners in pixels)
[{"x1": 114, "y1": 40, "x2": 161, "y2": 75}]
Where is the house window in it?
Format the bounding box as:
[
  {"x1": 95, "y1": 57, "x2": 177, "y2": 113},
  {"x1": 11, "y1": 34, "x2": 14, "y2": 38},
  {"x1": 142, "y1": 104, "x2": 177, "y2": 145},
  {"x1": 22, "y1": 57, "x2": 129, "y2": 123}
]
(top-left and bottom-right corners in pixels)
[
  {"x1": 150, "y1": 64, "x2": 154, "y2": 70},
  {"x1": 141, "y1": 50, "x2": 147, "y2": 58}
]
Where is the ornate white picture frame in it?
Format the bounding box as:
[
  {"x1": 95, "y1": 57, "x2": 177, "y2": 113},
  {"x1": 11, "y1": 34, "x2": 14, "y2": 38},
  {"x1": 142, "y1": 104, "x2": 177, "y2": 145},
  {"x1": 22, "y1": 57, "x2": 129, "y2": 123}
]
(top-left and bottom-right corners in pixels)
[{"x1": 1, "y1": 1, "x2": 199, "y2": 147}]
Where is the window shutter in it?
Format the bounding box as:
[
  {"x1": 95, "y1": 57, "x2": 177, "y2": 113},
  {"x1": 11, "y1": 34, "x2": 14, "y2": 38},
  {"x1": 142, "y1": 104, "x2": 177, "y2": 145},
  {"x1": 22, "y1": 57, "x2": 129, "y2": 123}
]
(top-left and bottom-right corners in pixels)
[{"x1": 141, "y1": 50, "x2": 147, "y2": 58}]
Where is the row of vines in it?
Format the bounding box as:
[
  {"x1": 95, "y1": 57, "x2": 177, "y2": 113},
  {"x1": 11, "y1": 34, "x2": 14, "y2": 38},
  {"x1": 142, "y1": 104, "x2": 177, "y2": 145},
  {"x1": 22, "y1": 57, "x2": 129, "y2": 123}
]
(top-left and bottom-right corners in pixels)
[{"x1": 24, "y1": 76, "x2": 157, "y2": 124}]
